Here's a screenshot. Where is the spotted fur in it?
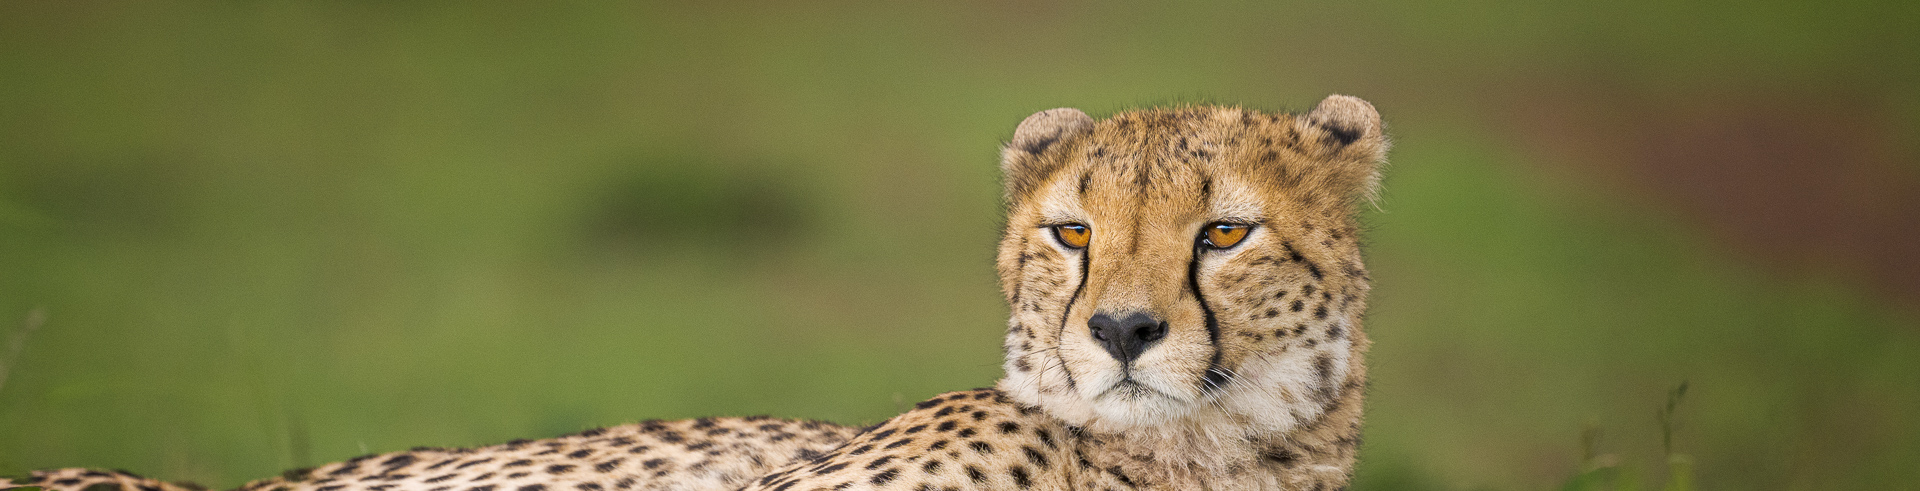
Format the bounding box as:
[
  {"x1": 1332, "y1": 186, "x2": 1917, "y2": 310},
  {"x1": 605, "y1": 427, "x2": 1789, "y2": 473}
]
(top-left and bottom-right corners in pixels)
[{"x1": 5, "y1": 95, "x2": 1388, "y2": 491}]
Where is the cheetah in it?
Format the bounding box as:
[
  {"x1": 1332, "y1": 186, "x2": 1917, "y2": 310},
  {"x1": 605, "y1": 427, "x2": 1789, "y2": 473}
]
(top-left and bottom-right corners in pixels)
[{"x1": 4, "y1": 94, "x2": 1387, "y2": 491}]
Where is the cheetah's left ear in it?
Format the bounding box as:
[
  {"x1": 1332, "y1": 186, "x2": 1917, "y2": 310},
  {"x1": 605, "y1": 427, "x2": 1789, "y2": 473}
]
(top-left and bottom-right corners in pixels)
[
  {"x1": 1001, "y1": 108, "x2": 1094, "y2": 200},
  {"x1": 1296, "y1": 94, "x2": 1389, "y2": 204}
]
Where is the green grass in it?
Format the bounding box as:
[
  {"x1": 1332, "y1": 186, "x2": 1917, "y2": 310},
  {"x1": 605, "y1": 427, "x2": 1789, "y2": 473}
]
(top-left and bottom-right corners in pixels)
[{"x1": 2, "y1": 2, "x2": 1916, "y2": 489}]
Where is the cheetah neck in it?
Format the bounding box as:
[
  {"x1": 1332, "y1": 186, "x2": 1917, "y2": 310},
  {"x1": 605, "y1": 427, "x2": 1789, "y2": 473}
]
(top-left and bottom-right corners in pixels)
[{"x1": 1062, "y1": 378, "x2": 1366, "y2": 489}]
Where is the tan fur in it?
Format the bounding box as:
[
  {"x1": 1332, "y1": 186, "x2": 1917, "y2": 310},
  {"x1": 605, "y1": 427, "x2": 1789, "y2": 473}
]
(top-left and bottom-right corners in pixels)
[{"x1": 6, "y1": 95, "x2": 1388, "y2": 491}]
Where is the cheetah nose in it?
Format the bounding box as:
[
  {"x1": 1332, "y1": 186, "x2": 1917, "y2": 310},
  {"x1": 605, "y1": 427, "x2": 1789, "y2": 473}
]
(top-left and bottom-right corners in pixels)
[{"x1": 1087, "y1": 312, "x2": 1168, "y2": 365}]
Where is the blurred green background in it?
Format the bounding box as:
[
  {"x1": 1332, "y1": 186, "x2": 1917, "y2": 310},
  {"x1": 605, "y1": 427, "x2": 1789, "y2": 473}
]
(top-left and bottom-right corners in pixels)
[{"x1": 2, "y1": 2, "x2": 1916, "y2": 490}]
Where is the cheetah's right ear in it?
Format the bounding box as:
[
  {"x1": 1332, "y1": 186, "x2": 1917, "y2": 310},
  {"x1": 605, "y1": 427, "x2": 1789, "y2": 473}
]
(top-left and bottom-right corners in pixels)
[{"x1": 1001, "y1": 108, "x2": 1093, "y2": 200}]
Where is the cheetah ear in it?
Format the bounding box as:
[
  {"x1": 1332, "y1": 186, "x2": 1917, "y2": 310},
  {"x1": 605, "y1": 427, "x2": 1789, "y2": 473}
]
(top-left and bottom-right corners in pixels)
[
  {"x1": 1296, "y1": 94, "x2": 1389, "y2": 203},
  {"x1": 1001, "y1": 108, "x2": 1093, "y2": 200}
]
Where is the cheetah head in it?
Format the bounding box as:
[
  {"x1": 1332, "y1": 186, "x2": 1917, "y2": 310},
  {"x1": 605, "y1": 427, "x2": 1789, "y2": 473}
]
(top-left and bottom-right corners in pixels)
[{"x1": 993, "y1": 96, "x2": 1387, "y2": 440}]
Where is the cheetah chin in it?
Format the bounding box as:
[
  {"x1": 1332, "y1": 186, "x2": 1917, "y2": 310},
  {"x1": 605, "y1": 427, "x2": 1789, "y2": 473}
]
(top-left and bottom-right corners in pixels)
[{"x1": 8, "y1": 95, "x2": 1387, "y2": 491}]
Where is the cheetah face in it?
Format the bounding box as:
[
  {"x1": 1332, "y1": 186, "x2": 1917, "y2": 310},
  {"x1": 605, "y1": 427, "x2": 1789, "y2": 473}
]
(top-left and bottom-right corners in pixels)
[{"x1": 992, "y1": 97, "x2": 1386, "y2": 436}]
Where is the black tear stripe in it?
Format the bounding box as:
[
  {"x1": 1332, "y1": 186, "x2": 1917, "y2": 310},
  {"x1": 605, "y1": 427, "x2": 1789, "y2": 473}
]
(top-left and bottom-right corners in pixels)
[
  {"x1": 1055, "y1": 242, "x2": 1091, "y2": 391},
  {"x1": 1188, "y1": 245, "x2": 1229, "y2": 391}
]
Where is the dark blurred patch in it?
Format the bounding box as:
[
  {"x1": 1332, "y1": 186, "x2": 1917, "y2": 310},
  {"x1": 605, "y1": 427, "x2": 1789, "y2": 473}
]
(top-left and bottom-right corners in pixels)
[
  {"x1": 580, "y1": 156, "x2": 811, "y2": 257},
  {"x1": 2, "y1": 155, "x2": 187, "y2": 235},
  {"x1": 1494, "y1": 78, "x2": 1920, "y2": 309}
]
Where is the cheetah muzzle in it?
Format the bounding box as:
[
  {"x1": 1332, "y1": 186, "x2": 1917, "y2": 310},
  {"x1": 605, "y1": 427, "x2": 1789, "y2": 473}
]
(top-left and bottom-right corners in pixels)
[{"x1": 6, "y1": 95, "x2": 1388, "y2": 491}]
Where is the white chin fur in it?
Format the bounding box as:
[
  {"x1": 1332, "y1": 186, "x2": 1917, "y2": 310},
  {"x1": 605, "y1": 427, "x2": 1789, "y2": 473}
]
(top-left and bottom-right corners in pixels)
[{"x1": 1001, "y1": 329, "x2": 1351, "y2": 439}]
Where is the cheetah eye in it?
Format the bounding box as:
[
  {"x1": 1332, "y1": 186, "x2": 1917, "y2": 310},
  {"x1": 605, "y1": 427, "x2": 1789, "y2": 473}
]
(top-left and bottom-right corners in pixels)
[
  {"x1": 1053, "y1": 224, "x2": 1091, "y2": 249},
  {"x1": 1200, "y1": 223, "x2": 1251, "y2": 249}
]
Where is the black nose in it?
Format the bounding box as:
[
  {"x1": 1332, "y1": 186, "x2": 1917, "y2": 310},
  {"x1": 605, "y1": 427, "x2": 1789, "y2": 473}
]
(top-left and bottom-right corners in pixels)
[{"x1": 1087, "y1": 312, "x2": 1168, "y2": 365}]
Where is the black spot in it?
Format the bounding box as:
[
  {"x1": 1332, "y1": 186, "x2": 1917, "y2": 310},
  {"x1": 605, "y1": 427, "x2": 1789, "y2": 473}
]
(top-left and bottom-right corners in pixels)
[
  {"x1": 1036, "y1": 429, "x2": 1055, "y2": 449},
  {"x1": 641, "y1": 459, "x2": 667, "y2": 470},
  {"x1": 966, "y1": 466, "x2": 986, "y2": 483},
  {"x1": 1023, "y1": 446, "x2": 1050, "y2": 468},
  {"x1": 519, "y1": 485, "x2": 545, "y2": 491},
  {"x1": 1291, "y1": 301, "x2": 1305, "y2": 312},
  {"x1": 281, "y1": 468, "x2": 315, "y2": 482},
  {"x1": 870, "y1": 468, "x2": 900, "y2": 485},
  {"x1": 884, "y1": 438, "x2": 915, "y2": 449},
  {"x1": 575, "y1": 484, "x2": 602, "y2": 491},
  {"x1": 1314, "y1": 355, "x2": 1338, "y2": 401},
  {"x1": 997, "y1": 422, "x2": 1021, "y2": 434},
  {"x1": 928, "y1": 440, "x2": 950, "y2": 450},
  {"x1": 819, "y1": 462, "x2": 849, "y2": 474},
  {"x1": 866, "y1": 456, "x2": 895, "y2": 470},
  {"x1": 1010, "y1": 465, "x2": 1033, "y2": 488},
  {"x1": 970, "y1": 441, "x2": 995, "y2": 454},
  {"x1": 468, "y1": 486, "x2": 496, "y2": 491},
  {"x1": 1327, "y1": 323, "x2": 1345, "y2": 339},
  {"x1": 956, "y1": 428, "x2": 977, "y2": 438},
  {"x1": 546, "y1": 464, "x2": 574, "y2": 474},
  {"x1": 1314, "y1": 305, "x2": 1328, "y2": 319},
  {"x1": 505, "y1": 472, "x2": 529, "y2": 479},
  {"x1": 1263, "y1": 448, "x2": 1301, "y2": 466},
  {"x1": 922, "y1": 459, "x2": 943, "y2": 474}
]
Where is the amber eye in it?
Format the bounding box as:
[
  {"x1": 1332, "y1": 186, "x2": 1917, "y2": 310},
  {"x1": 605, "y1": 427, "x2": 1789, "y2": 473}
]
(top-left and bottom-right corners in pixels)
[
  {"x1": 1053, "y1": 224, "x2": 1091, "y2": 249},
  {"x1": 1201, "y1": 223, "x2": 1251, "y2": 249}
]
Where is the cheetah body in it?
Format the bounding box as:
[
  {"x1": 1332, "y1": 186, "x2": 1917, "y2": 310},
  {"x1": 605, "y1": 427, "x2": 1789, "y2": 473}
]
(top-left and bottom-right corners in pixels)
[{"x1": 6, "y1": 95, "x2": 1388, "y2": 491}]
